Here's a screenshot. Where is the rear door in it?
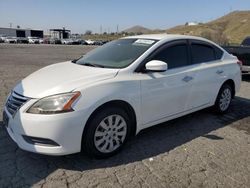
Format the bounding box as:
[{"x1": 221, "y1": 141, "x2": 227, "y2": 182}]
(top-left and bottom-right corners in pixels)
[{"x1": 186, "y1": 40, "x2": 225, "y2": 110}]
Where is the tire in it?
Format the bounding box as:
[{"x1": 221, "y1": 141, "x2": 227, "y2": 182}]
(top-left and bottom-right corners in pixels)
[
  {"x1": 214, "y1": 84, "x2": 233, "y2": 114},
  {"x1": 82, "y1": 107, "x2": 131, "y2": 158}
]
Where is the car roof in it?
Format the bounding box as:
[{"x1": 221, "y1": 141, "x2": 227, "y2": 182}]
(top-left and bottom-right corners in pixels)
[{"x1": 124, "y1": 34, "x2": 210, "y2": 42}]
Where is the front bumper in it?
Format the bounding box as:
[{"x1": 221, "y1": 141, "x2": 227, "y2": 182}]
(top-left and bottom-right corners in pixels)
[{"x1": 3, "y1": 100, "x2": 89, "y2": 156}]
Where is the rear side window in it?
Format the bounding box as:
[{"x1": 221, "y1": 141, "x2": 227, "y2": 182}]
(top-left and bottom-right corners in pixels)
[
  {"x1": 191, "y1": 44, "x2": 215, "y2": 64},
  {"x1": 152, "y1": 44, "x2": 189, "y2": 69},
  {"x1": 214, "y1": 47, "x2": 223, "y2": 59}
]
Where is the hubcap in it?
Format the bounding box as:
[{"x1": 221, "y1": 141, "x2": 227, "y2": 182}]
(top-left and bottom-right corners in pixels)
[
  {"x1": 219, "y1": 88, "x2": 231, "y2": 111},
  {"x1": 94, "y1": 115, "x2": 127, "y2": 153}
]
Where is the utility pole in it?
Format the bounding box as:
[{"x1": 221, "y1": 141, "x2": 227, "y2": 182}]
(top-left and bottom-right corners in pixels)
[
  {"x1": 9, "y1": 23, "x2": 12, "y2": 28},
  {"x1": 100, "y1": 25, "x2": 102, "y2": 34},
  {"x1": 116, "y1": 25, "x2": 119, "y2": 33}
]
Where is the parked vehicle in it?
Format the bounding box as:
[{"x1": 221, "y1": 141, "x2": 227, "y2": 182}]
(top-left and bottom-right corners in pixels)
[
  {"x1": 71, "y1": 39, "x2": 82, "y2": 45},
  {"x1": 39, "y1": 38, "x2": 44, "y2": 44},
  {"x1": 79, "y1": 39, "x2": 88, "y2": 45},
  {"x1": 5, "y1": 37, "x2": 17, "y2": 43},
  {"x1": 3, "y1": 34, "x2": 241, "y2": 158},
  {"x1": 93, "y1": 40, "x2": 104, "y2": 46},
  {"x1": 85, "y1": 39, "x2": 95, "y2": 45},
  {"x1": 43, "y1": 38, "x2": 51, "y2": 44},
  {"x1": 49, "y1": 38, "x2": 62, "y2": 44},
  {"x1": 223, "y1": 37, "x2": 250, "y2": 73},
  {"x1": 61, "y1": 38, "x2": 82, "y2": 45},
  {"x1": 61, "y1": 38, "x2": 73, "y2": 45},
  {"x1": 0, "y1": 34, "x2": 7, "y2": 41},
  {"x1": 28, "y1": 37, "x2": 40, "y2": 44},
  {"x1": 17, "y1": 37, "x2": 29, "y2": 44}
]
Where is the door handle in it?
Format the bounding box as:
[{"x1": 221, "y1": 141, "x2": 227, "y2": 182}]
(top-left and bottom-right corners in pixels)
[
  {"x1": 182, "y1": 76, "x2": 193, "y2": 82},
  {"x1": 216, "y1": 70, "x2": 224, "y2": 74}
]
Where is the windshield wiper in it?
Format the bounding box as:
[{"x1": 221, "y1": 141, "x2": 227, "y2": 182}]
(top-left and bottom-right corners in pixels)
[
  {"x1": 83, "y1": 63, "x2": 105, "y2": 68},
  {"x1": 71, "y1": 55, "x2": 84, "y2": 63}
]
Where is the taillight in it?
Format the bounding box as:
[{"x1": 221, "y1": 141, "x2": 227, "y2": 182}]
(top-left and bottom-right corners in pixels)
[{"x1": 237, "y1": 60, "x2": 243, "y2": 71}]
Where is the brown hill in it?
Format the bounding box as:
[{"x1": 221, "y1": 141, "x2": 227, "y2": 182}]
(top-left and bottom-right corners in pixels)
[
  {"x1": 166, "y1": 11, "x2": 250, "y2": 44},
  {"x1": 123, "y1": 25, "x2": 152, "y2": 34}
]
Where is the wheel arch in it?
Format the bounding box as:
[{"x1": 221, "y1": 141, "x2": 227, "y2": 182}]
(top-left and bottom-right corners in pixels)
[
  {"x1": 222, "y1": 79, "x2": 235, "y2": 98},
  {"x1": 81, "y1": 100, "x2": 137, "y2": 147}
]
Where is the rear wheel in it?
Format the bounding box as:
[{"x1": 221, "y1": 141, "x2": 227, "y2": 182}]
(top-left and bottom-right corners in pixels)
[
  {"x1": 214, "y1": 84, "x2": 233, "y2": 114},
  {"x1": 82, "y1": 107, "x2": 131, "y2": 158}
]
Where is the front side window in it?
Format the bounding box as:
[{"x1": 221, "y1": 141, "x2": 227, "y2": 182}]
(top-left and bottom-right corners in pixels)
[
  {"x1": 75, "y1": 39, "x2": 157, "y2": 68},
  {"x1": 152, "y1": 43, "x2": 189, "y2": 69}
]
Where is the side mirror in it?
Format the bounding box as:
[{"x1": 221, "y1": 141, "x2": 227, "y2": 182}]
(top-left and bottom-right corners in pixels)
[{"x1": 145, "y1": 60, "x2": 168, "y2": 72}]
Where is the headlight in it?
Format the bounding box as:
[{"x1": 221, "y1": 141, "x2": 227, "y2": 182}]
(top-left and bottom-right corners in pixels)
[{"x1": 27, "y1": 92, "x2": 81, "y2": 114}]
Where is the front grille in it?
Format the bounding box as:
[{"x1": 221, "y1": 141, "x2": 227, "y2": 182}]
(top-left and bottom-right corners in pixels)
[{"x1": 6, "y1": 91, "x2": 29, "y2": 116}]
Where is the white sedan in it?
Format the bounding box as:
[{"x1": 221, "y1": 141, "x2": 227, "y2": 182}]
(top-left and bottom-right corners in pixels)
[
  {"x1": 3, "y1": 34, "x2": 241, "y2": 158},
  {"x1": 5, "y1": 37, "x2": 17, "y2": 43},
  {"x1": 28, "y1": 37, "x2": 40, "y2": 44},
  {"x1": 61, "y1": 38, "x2": 73, "y2": 45}
]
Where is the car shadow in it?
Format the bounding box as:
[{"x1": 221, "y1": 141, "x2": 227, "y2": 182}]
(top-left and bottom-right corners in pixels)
[{"x1": 0, "y1": 96, "x2": 250, "y2": 186}]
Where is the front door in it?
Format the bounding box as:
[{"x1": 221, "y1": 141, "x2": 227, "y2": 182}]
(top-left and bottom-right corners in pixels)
[{"x1": 139, "y1": 40, "x2": 195, "y2": 125}]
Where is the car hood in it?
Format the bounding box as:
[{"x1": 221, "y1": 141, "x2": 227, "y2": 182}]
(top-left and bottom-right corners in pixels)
[{"x1": 14, "y1": 61, "x2": 119, "y2": 98}]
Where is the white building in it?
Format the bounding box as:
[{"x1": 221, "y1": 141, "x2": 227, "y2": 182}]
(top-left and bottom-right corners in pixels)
[{"x1": 185, "y1": 22, "x2": 199, "y2": 26}]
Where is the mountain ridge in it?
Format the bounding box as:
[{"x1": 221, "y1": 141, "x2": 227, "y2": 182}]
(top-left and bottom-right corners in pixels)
[{"x1": 123, "y1": 11, "x2": 250, "y2": 44}]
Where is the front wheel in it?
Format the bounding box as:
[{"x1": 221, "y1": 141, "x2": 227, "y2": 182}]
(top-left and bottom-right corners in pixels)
[
  {"x1": 82, "y1": 107, "x2": 131, "y2": 158},
  {"x1": 214, "y1": 84, "x2": 233, "y2": 114}
]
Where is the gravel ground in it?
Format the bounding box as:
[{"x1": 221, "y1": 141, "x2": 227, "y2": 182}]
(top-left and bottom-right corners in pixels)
[{"x1": 0, "y1": 44, "x2": 250, "y2": 188}]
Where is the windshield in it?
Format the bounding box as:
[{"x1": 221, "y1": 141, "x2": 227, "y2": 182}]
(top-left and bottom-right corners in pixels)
[{"x1": 75, "y1": 38, "x2": 157, "y2": 68}]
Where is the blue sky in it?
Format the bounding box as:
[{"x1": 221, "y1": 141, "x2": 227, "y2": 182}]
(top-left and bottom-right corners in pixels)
[{"x1": 0, "y1": 0, "x2": 249, "y2": 33}]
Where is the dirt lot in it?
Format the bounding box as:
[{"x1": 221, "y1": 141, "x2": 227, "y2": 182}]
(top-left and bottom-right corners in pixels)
[{"x1": 0, "y1": 44, "x2": 250, "y2": 188}]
